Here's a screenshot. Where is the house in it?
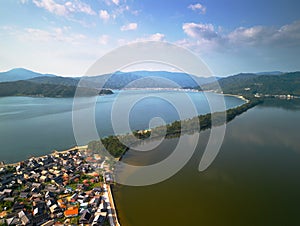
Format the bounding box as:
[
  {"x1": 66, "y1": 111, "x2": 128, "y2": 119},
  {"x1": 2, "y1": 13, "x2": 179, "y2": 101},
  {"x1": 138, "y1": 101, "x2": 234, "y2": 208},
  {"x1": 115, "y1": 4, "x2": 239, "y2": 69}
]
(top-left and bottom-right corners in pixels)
[
  {"x1": 64, "y1": 207, "x2": 79, "y2": 218},
  {"x1": 32, "y1": 182, "x2": 42, "y2": 191},
  {"x1": 18, "y1": 210, "x2": 30, "y2": 225},
  {"x1": 92, "y1": 212, "x2": 107, "y2": 225},
  {"x1": 39, "y1": 175, "x2": 48, "y2": 183},
  {"x1": 45, "y1": 191, "x2": 55, "y2": 199},
  {"x1": 3, "y1": 197, "x2": 14, "y2": 202},
  {"x1": 98, "y1": 201, "x2": 108, "y2": 212},
  {"x1": 79, "y1": 210, "x2": 92, "y2": 224},
  {"x1": 79, "y1": 202, "x2": 89, "y2": 210},
  {"x1": 19, "y1": 192, "x2": 30, "y2": 199},
  {"x1": 89, "y1": 197, "x2": 100, "y2": 207},
  {"x1": 3, "y1": 189, "x2": 13, "y2": 196},
  {"x1": 46, "y1": 199, "x2": 54, "y2": 207},
  {"x1": 0, "y1": 195, "x2": 5, "y2": 201},
  {"x1": 31, "y1": 213, "x2": 49, "y2": 225},
  {"x1": 57, "y1": 199, "x2": 66, "y2": 209},
  {"x1": 6, "y1": 217, "x2": 20, "y2": 225},
  {"x1": 12, "y1": 202, "x2": 25, "y2": 211},
  {"x1": 51, "y1": 176, "x2": 63, "y2": 186},
  {"x1": 49, "y1": 204, "x2": 60, "y2": 214},
  {"x1": 0, "y1": 211, "x2": 7, "y2": 219}
]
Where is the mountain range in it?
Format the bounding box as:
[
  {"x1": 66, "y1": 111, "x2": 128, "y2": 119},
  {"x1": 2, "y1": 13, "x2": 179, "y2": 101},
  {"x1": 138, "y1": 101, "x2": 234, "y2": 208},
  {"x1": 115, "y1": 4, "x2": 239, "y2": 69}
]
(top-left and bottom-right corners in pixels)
[
  {"x1": 0, "y1": 69, "x2": 217, "y2": 88},
  {"x1": 1, "y1": 68, "x2": 300, "y2": 98},
  {"x1": 202, "y1": 72, "x2": 300, "y2": 96}
]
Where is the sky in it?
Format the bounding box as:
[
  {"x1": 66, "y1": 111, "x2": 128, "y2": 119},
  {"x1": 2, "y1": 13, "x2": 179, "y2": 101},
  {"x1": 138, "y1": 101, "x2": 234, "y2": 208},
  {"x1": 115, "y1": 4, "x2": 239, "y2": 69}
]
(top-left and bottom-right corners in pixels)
[{"x1": 0, "y1": 0, "x2": 300, "y2": 76}]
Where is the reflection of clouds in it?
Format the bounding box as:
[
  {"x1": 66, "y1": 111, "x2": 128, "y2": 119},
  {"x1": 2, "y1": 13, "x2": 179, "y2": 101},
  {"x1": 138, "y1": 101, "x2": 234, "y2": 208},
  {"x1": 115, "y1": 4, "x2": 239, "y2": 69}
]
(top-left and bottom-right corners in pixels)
[{"x1": 225, "y1": 106, "x2": 300, "y2": 154}]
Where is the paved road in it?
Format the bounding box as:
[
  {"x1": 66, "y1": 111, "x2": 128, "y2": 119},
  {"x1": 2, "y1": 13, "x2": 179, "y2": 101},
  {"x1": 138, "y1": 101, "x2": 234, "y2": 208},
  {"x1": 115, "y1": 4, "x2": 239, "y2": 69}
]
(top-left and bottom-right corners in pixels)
[{"x1": 103, "y1": 183, "x2": 121, "y2": 226}]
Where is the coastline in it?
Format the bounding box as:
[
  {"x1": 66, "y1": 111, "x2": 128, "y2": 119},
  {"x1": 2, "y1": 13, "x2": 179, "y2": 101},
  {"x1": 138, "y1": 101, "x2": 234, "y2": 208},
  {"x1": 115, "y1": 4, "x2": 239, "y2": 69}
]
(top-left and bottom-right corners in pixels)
[
  {"x1": 205, "y1": 90, "x2": 250, "y2": 103},
  {"x1": 1, "y1": 145, "x2": 88, "y2": 167},
  {"x1": 223, "y1": 93, "x2": 250, "y2": 103},
  {"x1": 0, "y1": 144, "x2": 122, "y2": 226},
  {"x1": 0, "y1": 93, "x2": 258, "y2": 226}
]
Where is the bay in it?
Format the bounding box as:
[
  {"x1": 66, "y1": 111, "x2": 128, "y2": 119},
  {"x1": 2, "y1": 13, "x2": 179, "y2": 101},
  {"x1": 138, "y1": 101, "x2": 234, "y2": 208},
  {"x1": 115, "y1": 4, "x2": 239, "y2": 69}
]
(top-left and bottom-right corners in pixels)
[
  {"x1": 0, "y1": 90, "x2": 244, "y2": 163},
  {"x1": 115, "y1": 99, "x2": 300, "y2": 226}
]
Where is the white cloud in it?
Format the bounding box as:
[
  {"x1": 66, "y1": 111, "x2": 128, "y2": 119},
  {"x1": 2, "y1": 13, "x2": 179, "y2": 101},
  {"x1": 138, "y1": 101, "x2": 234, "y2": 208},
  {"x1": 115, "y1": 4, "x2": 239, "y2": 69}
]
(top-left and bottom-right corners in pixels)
[
  {"x1": 33, "y1": 0, "x2": 67, "y2": 16},
  {"x1": 227, "y1": 26, "x2": 272, "y2": 45},
  {"x1": 21, "y1": 27, "x2": 86, "y2": 44},
  {"x1": 228, "y1": 21, "x2": 300, "y2": 47},
  {"x1": 99, "y1": 10, "x2": 110, "y2": 22},
  {"x1": 134, "y1": 33, "x2": 165, "y2": 42},
  {"x1": 111, "y1": 4, "x2": 130, "y2": 19},
  {"x1": 98, "y1": 34, "x2": 109, "y2": 45},
  {"x1": 179, "y1": 20, "x2": 300, "y2": 55},
  {"x1": 188, "y1": 3, "x2": 206, "y2": 14},
  {"x1": 121, "y1": 23, "x2": 138, "y2": 31},
  {"x1": 183, "y1": 23, "x2": 218, "y2": 40},
  {"x1": 32, "y1": 0, "x2": 95, "y2": 16},
  {"x1": 112, "y1": 0, "x2": 119, "y2": 5},
  {"x1": 148, "y1": 33, "x2": 165, "y2": 41},
  {"x1": 65, "y1": 1, "x2": 96, "y2": 15}
]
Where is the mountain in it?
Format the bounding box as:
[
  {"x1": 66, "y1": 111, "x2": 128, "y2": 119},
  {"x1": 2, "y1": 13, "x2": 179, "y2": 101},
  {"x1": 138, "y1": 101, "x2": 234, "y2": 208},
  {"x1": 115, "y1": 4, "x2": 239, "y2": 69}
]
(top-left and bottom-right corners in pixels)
[
  {"x1": 0, "y1": 80, "x2": 113, "y2": 98},
  {"x1": 29, "y1": 76, "x2": 79, "y2": 87},
  {"x1": 255, "y1": 71, "x2": 284, "y2": 76},
  {"x1": 82, "y1": 71, "x2": 217, "y2": 89},
  {"x1": 0, "y1": 68, "x2": 56, "y2": 82},
  {"x1": 0, "y1": 68, "x2": 219, "y2": 97},
  {"x1": 203, "y1": 71, "x2": 300, "y2": 96},
  {"x1": 1, "y1": 68, "x2": 300, "y2": 98},
  {"x1": 27, "y1": 70, "x2": 217, "y2": 89}
]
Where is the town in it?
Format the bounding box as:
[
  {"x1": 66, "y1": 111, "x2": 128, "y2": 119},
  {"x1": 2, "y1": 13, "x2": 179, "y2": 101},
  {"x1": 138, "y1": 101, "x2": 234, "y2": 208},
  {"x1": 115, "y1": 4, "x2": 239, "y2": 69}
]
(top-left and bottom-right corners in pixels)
[{"x1": 0, "y1": 146, "x2": 120, "y2": 226}]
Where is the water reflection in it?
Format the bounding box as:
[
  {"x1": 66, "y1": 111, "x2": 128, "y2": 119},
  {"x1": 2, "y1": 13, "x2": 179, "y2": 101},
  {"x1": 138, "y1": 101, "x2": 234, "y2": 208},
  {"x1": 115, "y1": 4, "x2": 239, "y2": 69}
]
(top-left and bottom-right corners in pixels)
[{"x1": 115, "y1": 100, "x2": 300, "y2": 226}]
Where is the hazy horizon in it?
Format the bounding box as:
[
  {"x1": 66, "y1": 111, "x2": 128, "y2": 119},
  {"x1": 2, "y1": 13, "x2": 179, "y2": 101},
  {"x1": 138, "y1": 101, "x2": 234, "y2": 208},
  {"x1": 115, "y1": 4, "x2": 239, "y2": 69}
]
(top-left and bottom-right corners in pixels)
[
  {"x1": 1, "y1": 0, "x2": 300, "y2": 76},
  {"x1": 0, "y1": 67, "x2": 291, "y2": 78}
]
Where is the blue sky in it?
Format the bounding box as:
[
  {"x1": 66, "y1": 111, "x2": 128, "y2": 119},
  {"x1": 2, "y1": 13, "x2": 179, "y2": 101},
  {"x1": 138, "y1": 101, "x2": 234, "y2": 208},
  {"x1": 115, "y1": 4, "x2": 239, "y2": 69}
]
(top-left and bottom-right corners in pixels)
[{"x1": 0, "y1": 0, "x2": 300, "y2": 76}]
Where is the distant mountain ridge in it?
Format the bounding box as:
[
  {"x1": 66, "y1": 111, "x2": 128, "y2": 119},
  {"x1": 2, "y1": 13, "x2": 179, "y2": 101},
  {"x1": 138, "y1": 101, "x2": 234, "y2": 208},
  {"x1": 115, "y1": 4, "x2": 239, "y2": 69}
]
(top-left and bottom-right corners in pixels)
[
  {"x1": 255, "y1": 71, "x2": 284, "y2": 76},
  {"x1": 0, "y1": 68, "x2": 217, "y2": 89},
  {"x1": 0, "y1": 68, "x2": 56, "y2": 82},
  {"x1": 1, "y1": 68, "x2": 300, "y2": 98},
  {"x1": 82, "y1": 71, "x2": 217, "y2": 89}
]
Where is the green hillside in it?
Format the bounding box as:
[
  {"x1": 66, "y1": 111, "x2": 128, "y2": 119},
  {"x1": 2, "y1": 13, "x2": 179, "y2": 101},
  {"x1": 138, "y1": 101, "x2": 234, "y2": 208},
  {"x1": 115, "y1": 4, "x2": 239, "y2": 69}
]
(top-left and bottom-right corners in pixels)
[
  {"x1": 0, "y1": 80, "x2": 113, "y2": 97},
  {"x1": 203, "y1": 72, "x2": 300, "y2": 97}
]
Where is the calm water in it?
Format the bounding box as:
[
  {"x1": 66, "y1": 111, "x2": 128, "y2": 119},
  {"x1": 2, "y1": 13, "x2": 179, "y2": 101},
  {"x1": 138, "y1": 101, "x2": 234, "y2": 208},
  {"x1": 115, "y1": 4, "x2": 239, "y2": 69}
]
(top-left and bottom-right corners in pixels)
[
  {"x1": 115, "y1": 99, "x2": 300, "y2": 226},
  {"x1": 0, "y1": 90, "x2": 243, "y2": 163}
]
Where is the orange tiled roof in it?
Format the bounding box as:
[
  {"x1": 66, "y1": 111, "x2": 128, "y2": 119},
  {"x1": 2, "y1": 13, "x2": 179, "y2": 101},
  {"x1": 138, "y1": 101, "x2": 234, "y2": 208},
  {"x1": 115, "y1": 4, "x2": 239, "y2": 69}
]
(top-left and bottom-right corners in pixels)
[
  {"x1": 57, "y1": 199, "x2": 67, "y2": 209},
  {"x1": 64, "y1": 207, "x2": 78, "y2": 217}
]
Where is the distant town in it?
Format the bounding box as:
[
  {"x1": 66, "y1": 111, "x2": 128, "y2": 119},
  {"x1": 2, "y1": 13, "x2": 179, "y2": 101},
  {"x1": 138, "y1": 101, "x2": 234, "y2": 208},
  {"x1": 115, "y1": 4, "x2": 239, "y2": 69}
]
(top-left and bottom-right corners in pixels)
[{"x1": 0, "y1": 146, "x2": 120, "y2": 226}]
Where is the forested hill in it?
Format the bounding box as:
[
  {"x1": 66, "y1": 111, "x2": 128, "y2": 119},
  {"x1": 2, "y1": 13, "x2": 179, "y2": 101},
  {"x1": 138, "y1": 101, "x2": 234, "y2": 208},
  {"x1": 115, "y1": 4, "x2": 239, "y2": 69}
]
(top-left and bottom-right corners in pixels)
[
  {"x1": 0, "y1": 80, "x2": 113, "y2": 97},
  {"x1": 202, "y1": 72, "x2": 300, "y2": 96}
]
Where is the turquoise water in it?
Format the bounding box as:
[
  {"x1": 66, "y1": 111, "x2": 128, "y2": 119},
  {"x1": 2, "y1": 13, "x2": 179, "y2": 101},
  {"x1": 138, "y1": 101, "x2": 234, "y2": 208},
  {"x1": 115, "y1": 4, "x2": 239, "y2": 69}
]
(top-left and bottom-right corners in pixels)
[{"x1": 0, "y1": 90, "x2": 244, "y2": 163}]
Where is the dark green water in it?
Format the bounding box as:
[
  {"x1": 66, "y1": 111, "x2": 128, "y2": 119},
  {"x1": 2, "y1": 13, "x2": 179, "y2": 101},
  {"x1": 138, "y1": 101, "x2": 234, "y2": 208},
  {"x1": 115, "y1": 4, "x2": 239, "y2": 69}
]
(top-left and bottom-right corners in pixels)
[{"x1": 114, "y1": 99, "x2": 300, "y2": 226}]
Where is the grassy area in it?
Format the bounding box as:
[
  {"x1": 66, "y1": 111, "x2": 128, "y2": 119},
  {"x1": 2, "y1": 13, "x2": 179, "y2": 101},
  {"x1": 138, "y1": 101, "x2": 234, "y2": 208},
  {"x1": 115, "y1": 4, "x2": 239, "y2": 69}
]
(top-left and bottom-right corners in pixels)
[{"x1": 66, "y1": 173, "x2": 102, "y2": 191}]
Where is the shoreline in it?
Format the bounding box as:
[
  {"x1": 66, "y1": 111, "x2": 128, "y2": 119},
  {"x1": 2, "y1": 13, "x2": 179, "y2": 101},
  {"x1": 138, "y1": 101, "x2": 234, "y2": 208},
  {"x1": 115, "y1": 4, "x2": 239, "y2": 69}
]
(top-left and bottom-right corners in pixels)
[
  {"x1": 206, "y1": 90, "x2": 250, "y2": 103},
  {"x1": 1, "y1": 145, "x2": 88, "y2": 167},
  {"x1": 1, "y1": 144, "x2": 122, "y2": 226},
  {"x1": 223, "y1": 93, "x2": 250, "y2": 103},
  {"x1": 116, "y1": 94, "x2": 259, "y2": 162},
  {"x1": 0, "y1": 92, "x2": 255, "y2": 226}
]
